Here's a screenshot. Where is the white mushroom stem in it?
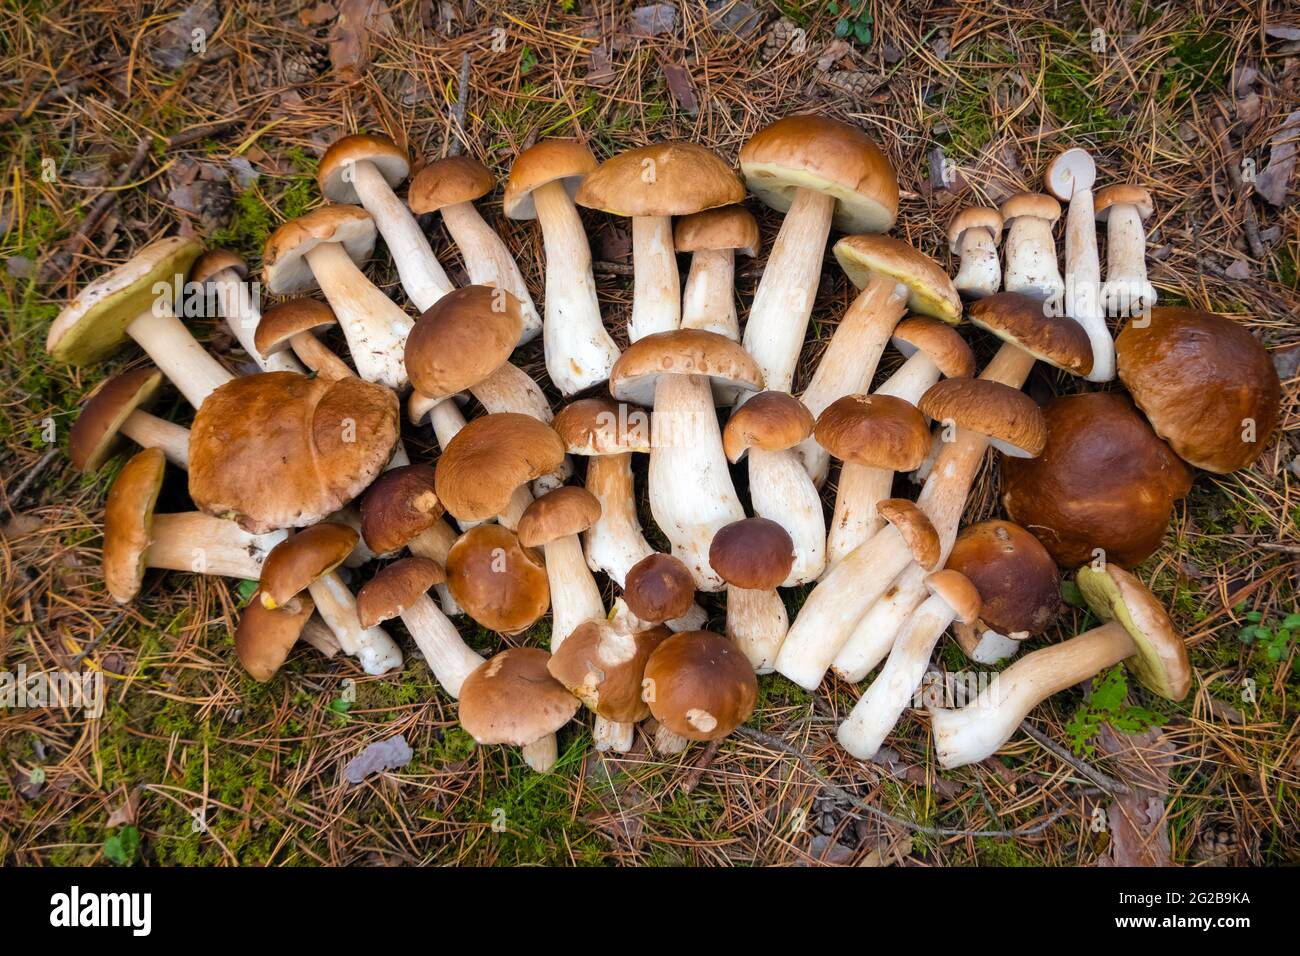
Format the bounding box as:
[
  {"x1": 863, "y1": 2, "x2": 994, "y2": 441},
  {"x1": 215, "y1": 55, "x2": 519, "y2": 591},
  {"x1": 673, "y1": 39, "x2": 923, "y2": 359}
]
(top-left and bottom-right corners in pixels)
[
  {"x1": 405, "y1": 518, "x2": 464, "y2": 617},
  {"x1": 593, "y1": 717, "x2": 635, "y2": 753},
  {"x1": 652, "y1": 723, "x2": 690, "y2": 754},
  {"x1": 954, "y1": 622, "x2": 1023, "y2": 665},
  {"x1": 306, "y1": 573, "x2": 403, "y2": 676},
  {"x1": 825, "y1": 463, "x2": 894, "y2": 570},
  {"x1": 1061, "y1": 186, "x2": 1112, "y2": 383},
  {"x1": 145, "y1": 513, "x2": 287, "y2": 579},
  {"x1": 1003, "y1": 215, "x2": 1064, "y2": 307},
  {"x1": 350, "y1": 158, "x2": 453, "y2": 312},
  {"x1": 207, "y1": 268, "x2": 302, "y2": 373},
  {"x1": 727, "y1": 585, "x2": 789, "y2": 674},
  {"x1": 544, "y1": 534, "x2": 605, "y2": 650},
  {"x1": 125, "y1": 298, "x2": 234, "y2": 410},
  {"x1": 649, "y1": 374, "x2": 745, "y2": 590},
  {"x1": 303, "y1": 241, "x2": 413, "y2": 390},
  {"x1": 837, "y1": 590, "x2": 964, "y2": 759},
  {"x1": 397, "y1": 594, "x2": 485, "y2": 698},
  {"x1": 953, "y1": 225, "x2": 1001, "y2": 298},
  {"x1": 533, "y1": 179, "x2": 620, "y2": 394},
  {"x1": 875, "y1": 349, "x2": 944, "y2": 405},
  {"x1": 795, "y1": 272, "x2": 911, "y2": 483},
  {"x1": 496, "y1": 484, "x2": 533, "y2": 532},
  {"x1": 681, "y1": 248, "x2": 739, "y2": 339},
  {"x1": 521, "y1": 734, "x2": 559, "y2": 772},
  {"x1": 288, "y1": 331, "x2": 355, "y2": 381},
  {"x1": 326, "y1": 504, "x2": 377, "y2": 569},
  {"x1": 831, "y1": 564, "x2": 926, "y2": 681},
  {"x1": 742, "y1": 188, "x2": 836, "y2": 395},
  {"x1": 628, "y1": 215, "x2": 681, "y2": 341},
  {"x1": 1101, "y1": 204, "x2": 1156, "y2": 319},
  {"x1": 747, "y1": 447, "x2": 825, "y2": 585},
  {"x1": 583, "y1": 453, "x2": 653, "y2": 585},
  {"x1": 928, "y1": 622, "x2": 1136, "y2": 768},
  {"x1": 439, "y1": 199, "x2": 542, "y2": 342},
  {"x1": 119, "y1": 410, "x2": 190, "y2": 468},
  {"x1": 409, "y1": 395, "x2": 480, "y2": 531}
]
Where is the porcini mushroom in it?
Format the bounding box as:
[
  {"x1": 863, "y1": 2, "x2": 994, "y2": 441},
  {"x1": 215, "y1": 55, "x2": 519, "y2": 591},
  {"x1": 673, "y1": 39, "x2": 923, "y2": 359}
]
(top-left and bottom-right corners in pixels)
[
  {"x1": 674, "y1": 205, "x2": 760, "y2": 340},
  {"x1": 254, "y1": 298, "x2": 355, "y2": 381},
  {"x1": 235, "y1": 590, "x2": 316, "y2": 682},
  {"x1": 190, "y1": 249, "x2": 301, "y2": 374},
  {"x1": 1095, "y1": 184, "x2": 1156, "y2": 318},
  {"x1": 103, "y1": 447, "x2": 167, "y2": 603},
  {"x1": 947, "y1": 207, "x2": 1003, "y2": 298},
  {"x1": 999, "y1": 192, "x2": 1064, "y2": 307},
  {"x1": 445, "y1": 523, "x2": 550, "y2": 635},
  {"x1": 517, "y1": 486, "x2": 604, "y2": 649},
  {"x1": 623, "y1": 553, "x2": 697, "y2": 626},
  {"x1": 1045, "y1": 147, "x2": 1111, "y2": 382},
  {"x1": 873, "y1": 316, "x2": 975, "y2": 407},
  {"x1": 642, "y1": 630, "x2": 758, "y2": 754},
  {"x1": 709, "y1": 517, "x2": 795, "y2": 673},
  {"x1": 434, "y1": 412, "x2": 565, "y2": 528},
  {"x1": 69, "y1": 367, "x2": 190, "y2": 471},
  {"x1": 459, "y1": 647, "x2": 579, "y2": 773}
]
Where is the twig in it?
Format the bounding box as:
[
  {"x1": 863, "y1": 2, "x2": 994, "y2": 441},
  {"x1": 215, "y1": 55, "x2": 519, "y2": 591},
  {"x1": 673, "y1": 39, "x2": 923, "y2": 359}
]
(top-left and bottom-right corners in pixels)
[
  {"x1": 1255, "y1": 542, "x2": 1300, "y2": 556},
  {"x1": 1019, "y1": 721, "x2": 1132, "y2": 795},
  {"x1": 446, "y1": 52, "x2": 471, "y2": 157},
  {"x1": 1211, "y1": 113, "x2": 1266, "y2": 259},
  {"x1": 4, "y1": 448, "x2": 59, "y2": 510}
]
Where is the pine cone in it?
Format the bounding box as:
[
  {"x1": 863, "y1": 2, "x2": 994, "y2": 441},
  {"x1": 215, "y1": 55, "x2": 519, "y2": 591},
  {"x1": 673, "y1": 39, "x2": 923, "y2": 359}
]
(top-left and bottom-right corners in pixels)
[
  {"x1": 761, "y1": 17, "x2": 797, "y2": 61},
  {"x1": 281, "y1": 47, "x2": 328, "y2": 86},
  {"x1": 824, "y1": 69, "x2": 884, "y2": 103}
]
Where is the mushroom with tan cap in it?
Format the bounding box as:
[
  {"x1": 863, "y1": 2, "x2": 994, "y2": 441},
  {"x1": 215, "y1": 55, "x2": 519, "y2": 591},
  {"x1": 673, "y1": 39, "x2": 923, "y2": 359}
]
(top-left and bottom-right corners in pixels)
[
  {"x1": 357, "y1": 557, "x2": 485, "y2": 698},
  {"x1": 1095, "y1": 184, "x2": 1156, "y2": 318},
  {"x1": 263, "y1": 205, "x2": 413, "y2": 389},
  {"x1": 609, "y1": 329, "x2": 764, "y2": 590},
  {"x1": 190, "y1": 249, "x2": 301, "y2": 374},
  {"x1": 235, "y1": 590, "x2": 316, "y2": 682},
  {"x1": 947, "y1": 207, "x2": 1004, "y2": 298},
  {"x1": 738, "y1": 115, "x2": 900, "y2": 395},
  {"x1": 1116, "y1": 306, "x2": 1281, "y2": 474},
  {"x1": 873, "y1": 316, "x2": 975, "y2": 407},
  {"x1": 642, "y1": 630, "x2": 758, "y2": 754},
  {"x1": 254, "y1": 298, "x2": 355, "y2": 381},
  {"x1": 434, "y1": 412, "x2": 565, "y2": 530},
  {"x1": 674, "y1": 205, "x2": 760, "y2": 340},
  {"x1": 837, "y1": 569, "x2": 981, "y2": 759},
  {"x1": 318, "y1": 133, "x2": 454, "y2": 311},
  {"x1": 505, "y1": 138, "x2": 620, "y2": 395},
  {"x1": 928, "y1": 564, "x2": 1191, "y2": 768},
  {"x1": 999, "y1": 192, "x2": 1064, "y2": 307},
  {"x1": 445, "y1": 523, "x2": 550, "y2": 635},
  {"x1": 459, "y1": 647, "x2": 580, "y2": 773},
  {"x1": 576, "y1": 142, "x2": 744, "y2": 342},
  {"x1": 46, "y1": 236, "x2": 233, "y2": 409},
  {"x1": 709, "y1": 517, "x2": 795, "y2": 673},
  {"x1": 517, "y1": 486, "x2": 604, "y2": 649},
  {"x1": 1045, "y1": 148, "x2": 1110, "y2": 382},
  {"x1": 722, "y1": 391, "x2": 824, "y2": 584},
  {"x1": 103, "y1": 447, "x2": 168, "y2": 603},
  {"x1": 69, "y1": 367, "x2": 190, "y2": 471}
]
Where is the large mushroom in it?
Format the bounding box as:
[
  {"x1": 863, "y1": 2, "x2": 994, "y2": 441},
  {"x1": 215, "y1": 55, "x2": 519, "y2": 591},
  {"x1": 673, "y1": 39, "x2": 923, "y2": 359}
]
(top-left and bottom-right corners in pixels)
[
  {"x1": 69, "y1": 368, "x2": 190, "y2": 471},
  {"x1": 999, "y1": 193, "x2": 1064, "y2": 307},
  {"x1": 642, "y1": 630, "x2": 758, "y2": 754},
  {"x1": 517, "y1": 486, "x2": 604, "y2": 649},
  {"x1": 709, "y1": 517, "x2": 795, "y2": 673},
  {"x1": 445, "y1": 523, "x2": 550, "y2": 635},
  {"x1": 674, "y1": 205, "x2": 759, "y2": 340},
  {"x1": 254, "y1": 298, "x2": 355, "y2": 382},
  {"x1": 1095, "y1": 185, "x2": 1156, "y2": 318},
  {"x1": 189, "y1": 249, "x2": 301, "y2": 374},
  {"x1": 1045, "y1": 147, "x2": 1111, "y2": 382},
  {"x1": 459, "y1": 647, "x2": 579, "y2": 773},
  {"x1": 947, "y1": 207, "x2": 1003, "y2": 299}
]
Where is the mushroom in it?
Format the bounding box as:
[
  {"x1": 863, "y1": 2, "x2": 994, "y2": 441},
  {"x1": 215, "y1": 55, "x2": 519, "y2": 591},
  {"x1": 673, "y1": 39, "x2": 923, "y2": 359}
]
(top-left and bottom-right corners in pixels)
[
  {"x1": 722, "y1": 391, "x2": 824, "y2": 584},
  {"x1": 1095, "y1": 185, "x2": 1156, "y2": 318},
  {"x1": 1045, "y1": 148, "x2": 1111, "y2": 382},
  {"x1": 434, "y1": 412, "x2": 565, "y2": 530},
  {"x1": 873, "y1": 316, "x2": 975, "y2": 407},
  {"x1": 235, "y1": 589, "x2": 316, "y2": 682},
  {"x1": 836, "y1": 569, "x2": 981, "y2": 759},
  {"x1": 815, "y1": 394, "x2": 931, "y2": 570},
  {"x1": 190, "y1": 249, "x2": 301, "y2": 374},
  {"x1": 1116, "y1": 306, "x2": 1281, "y2": 473},
  {"x1": 947, "y1": 207, "x2": 1004, "y2": 298},
  {"x1": 609, "y1": 330, "x2": 764, "y2": 589},
  {"x1": 1001, "y1": 392, "x2": 1193, "y2": 568},
  {"x1": 738, "y1": 115, "x2": 900, "y2": 394},
  {"x1": 623, "y1": 553, "x2": 697, "y2": 626},
  {"x1": 69, "y1": 368, "x2": 190, "y2": 471},
  {"x1": 263, "y1": 205, "x2": 413, "y2": 389},
  {"x1": 318, "y1": 133, "x2": 454, "y2": 311},
  {"x1": 254, "y1": 298, "x2": 355, "y2": 381},
  {"x1": 409, "y1": 155, "x2": 541, "y2": 341},
  {"x1": 795, "y1": 235, "x2": 961, "y2": 484},
  {"x1": 504, "y1": 139, "x2": 620, "y2": 394},
  {"x1": 928, "y1": 564, "x2": 1191, "y2": 768},
  {"x1": 642, "y1": 630, "x2": 758, "y2": 754},
  {"x1": 459, "y1": 647, "x2": 580, "y2": 773},
  {"x1": 445, "y1": 523, "x2": 550, "y2": 635},
  {"x1": 46, "y1": 236, "x2": 233, "y2": 409},
  {"x1": 356, "y1": 557, "x2": 485, "y2": 698},
  {"x1": 575, "y1": 142, "x2": 744, "y2": 341},
  {"x1": 143, "y1": 512, "x2": 287, "y2": 580},
  {"x1": 517, "y1": 486, "x2": 604, "y2": 649},
  {"x1": 674, "y1": 205, "x2": 759, "y2": 340},
  {"x1": 999, "y1": 192, "x2": 1064, "y2": 307},
  {"x1": 709, "y1": 517, "x2": 795, "y2": 673},
  {"x1": 103, "y1": 447, "x2": 168, "y2": 603}
]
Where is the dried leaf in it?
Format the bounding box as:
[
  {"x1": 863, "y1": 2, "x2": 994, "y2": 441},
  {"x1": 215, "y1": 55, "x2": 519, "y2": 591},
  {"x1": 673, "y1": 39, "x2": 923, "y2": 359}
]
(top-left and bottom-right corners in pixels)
[
  {"x1": 343, "y1": 734, "x2": 413, "y2": 784},
  {"x1": 1265, "y1": 25, "x2": 1300, "y2": 41},
  {"x1": 106, "y1": 788, "x2": 140, "y2": 827},
  {"x1": 705, "y1": 0, "x2": 762, "y2": 37},
  {"x1": 1255, "y1": 108, "x2": 1300, "y2": 206},
  {"x1": 148, "y1": 0, "x2": 219, "y2": 71},
  {"x1": 860, "y1": 834, "x2": 912, "y2": 866},
  {"x1": 630, "y1": 3, "x2": 678, "y2": 37},
  {"x1": 1094, "y1": 723, "x2": 1177, "y2": 867},
  {"x1": 330, "y1": 0, "x2": 396, "y2": 83},
  {"x1": 301, "y1": 2, "x2": 338, "y2": 25},
  {"x1": 662, "y1": 62, "x2": 699, "y2": 114}
]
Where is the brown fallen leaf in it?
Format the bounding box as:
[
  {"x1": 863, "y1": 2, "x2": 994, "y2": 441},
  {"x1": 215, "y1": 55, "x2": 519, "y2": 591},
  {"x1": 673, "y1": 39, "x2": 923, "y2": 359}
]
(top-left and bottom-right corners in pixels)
[
  {"x1": 661, "y1": 62, "x2": 698, "y2": 114},
  {"x1": 1255, "y1": 108, "x2": 1300, "y2": 206},
  {"x1": 330, "y1": 0, "x2": 395, "y2": 84},
  {"x1": 1094, "y1": 723, "x2": 1178, "y2": 867}
]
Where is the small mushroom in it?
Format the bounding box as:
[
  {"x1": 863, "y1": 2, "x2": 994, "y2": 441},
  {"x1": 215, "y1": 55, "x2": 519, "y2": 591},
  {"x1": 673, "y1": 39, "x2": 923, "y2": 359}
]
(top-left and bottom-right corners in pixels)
[
  {"x1": 459, "y1": 647, "x2": 580, "y2": 773},
  {"x1": 255, "y1": 298, "x2": 355, "y2": 381},
  {"x1": 445, "y1": 524, "x2": 550, "y2": 635},
  {"x1": 191, "y1": 249, "x2": 301, "y2": 374},
  {"x1": 434, "y1": 413, "x2": 565, "y2": 528},
  {"x1": 102, "y1": 447, "x2": 167, "y2": 603},
  {"x1": 709, "y1": 517, "x2": 795, "y2": 673},
  {"x1": 999, "y1": 192, "x2": 1064, "y2": 307},
  {"x1": 623, "y1": 553, "x2": 697, "y2": 626},
  {"x1": 517, "y1": 486, "x2": 604, "y2": 649},
  {"x1": 674, "y1": 205, "x2": 759, "y2": 340},
  {"x1": 642, "y1": 630, "x2": 758, "y2": 754},
  {"x1": 235, "y1": 590, "x2": 315, "y2": 682},
  {"x1": 69, "y1": 368, "x2": 190, "y2": 471},
  {"x1": 947, "y1": 207, "x2": 1003, "y2": 298},
  {"x1": 1045, "y1": 148, "x2": 1110, "y2": 382},
  {"x1": 1095, "y1": 184, "x2": 1156, "y2": 318}
]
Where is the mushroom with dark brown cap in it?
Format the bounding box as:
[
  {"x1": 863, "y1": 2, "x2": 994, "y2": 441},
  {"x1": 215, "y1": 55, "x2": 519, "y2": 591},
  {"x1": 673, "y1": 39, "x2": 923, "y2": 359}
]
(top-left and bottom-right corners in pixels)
[
  {"x1": 434, "y1": 412, "x2": 565, "y2": 529},
  {"x1": 517, "y1": 486, "x2": 604, "y2": 649},
  {"x1": 709, "y1": 518, "x2": 795, "y2": 673},
  {"x1": 738, "y1": 115, "x2": 900, "y2": 395},
  {"x1": 459, "y1": 647, "x2": 580, "y2": 773},
  {"x1": 1095, "y1": 184, "x2": 1156, "y2": 318},
  {"x1": 1116, "y1": 306, "x2": 1281, "y2": 474},
  {"x1": 103, "y1": 447, "x2": 167, "y2": 603},
  {"x1": 642, "y1": 630, "x2": 758, "y2": 754},
  {"x1": 356, "y1": 557, "x2": 485, "y2": 698},
  {"x1": 837, "y1": 569, "x2": 981, "y2": 759},
  {"x1": 1045, "y1": 148, "x2": 1110, "y2": 382},
  {"x1": 318, "y1": 133, "x2": 454, "y2": 311},
  {"x1": 235, "y1": 590, "x2": 315, "y2": 682},
  {"x1": 609, "y1": 329, "x2": 764, "y2": 589},
  {"x1": 674, "y1": 205, "x2": 759, "y2": 340},
  {"x1": 999, "y1": 192, "x2": 1064, "y2": 306},
  {"x1": 46, "y1": 236, "x2": 234, "y2": 408},
  {"x1": 1002, "y1": 392, "x2": 1193, "y2": 568},
  {"x1": 623, "y1": 552, "x2": 697, "y2": 626},
  {"x1": 191, "y1": 249, "x2": 301, "y2": 374},
  {"x1": 69, "y1": 367, "x2": 190, "y2": 471},
  {"x1": 948, "y1": 207, "x2": 1004, "y2": 298},
  {"x1": 576, "y1": 142, "x2": 744, "y2": 341},
  {"x1": 722, "y1": 391, "x2": 824, "y2": 584},
  {"x1": 928, "y1": 564, "x2": 1191, "y2": 768},
  {"x1": 255, "y1": 298, "x2": 355, "y2": 382},
  {"x1": 445, "y1": 523, "x2": 550, "y2": 635},
  {"x1": 263, "y1": 205, "x2": 413, "y2": 389}
]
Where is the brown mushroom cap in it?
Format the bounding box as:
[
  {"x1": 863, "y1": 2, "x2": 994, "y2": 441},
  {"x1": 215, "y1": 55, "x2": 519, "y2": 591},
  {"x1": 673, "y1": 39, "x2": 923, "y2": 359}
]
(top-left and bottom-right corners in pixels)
[
  {"x1": 919, "y1": 378, "x2": 1047, "y2": 458},
  {"x1": 263, "y1": 205, "x2": 377, "y2": 295},
  {"x1": 1094, "y1": 184, "x2": 1154, "y2": 221},
  {"x1": 47, "y1": 236, "x2": 203, "y2": 365},
  {"x1": 643, "y1": 630, "x2": 757, "y2": 741},
  {"x1": 434, "y1": 413, "x2": 566, "y2": 522},
  {"x1": 356, "y1": 557, "x2": 446, "y2": 628},
  {"x1": 1116, "y1": 306, "x2": 1281, "y2": 474},
  {"x1": 548, "y1": 617, "x2": 670, "y2": 721},
  {"x1": 738, "y1": 114, "x2": 899, "y2": 233},
  {"x1": 69, "y1": 367, "x2": 166, "y2": 472},
  {"x1": 722, "y1": 390, "x2": 814, "y2": 461},
  {"x1": 674, "y1": 205, "x2": 760, "y2": 256},
  {"x1": 235, "y1": 590, "x2": 315, "y2": 682},
  {"x1": 189, "y1": 371, "x2": 400, "y2": 533},
  {"x1": 408, "y1": 155, "x2": 496, "y2": 214},
  {"x1": 504, "y1": 139, "x2": 598, "y2": 220},
  {"x1": 552, "y1": 397, "x2": 652, "y2": 456},
  {"x1": 445, "y1": 524, "x2": 549, "y2": 634},
  {"x1": 891, "y1": 317, "x2": 975, "y2": 379},
  {"x1": 814, "y1": 394, "x2": 930, "y2": 470},
  {"x1": 924, "y1": 569, "x2": 982, "y2": 625},
  {"x1": 877, "y1": 498, "x2": 941, "y2": 571},
  {"x1": 255, "y1": 298, "x2": 338, "y2": 356},
  {"x1": 945, "y1": 520, "x2": 1061, "y2": 636},
  {"x1": 832, "y1": 235, "x2": 962, "y2": 324},
  {"x1": 318, "y1": 133, "x2": 410, "y2": 204},
  {"x1": 359, "y1": 464, "x2": 445, "y2": 555},
  {"x1": 258, "y1": 522, "x2": 358, "y2": 609},
  {"x1": 459, "y1": 647, "x2": 580, "y2": 746},
  {"x1": 1000, "y1": 192, "x2": 1061, "y2": 224},
  {"x1": 1001, "y1": 393, "x2": 1192, "y2": 568},
  {"x1": 517, "y1": 486, "x2": 602, "y2": 547},
  {"x1": 103, "y1": 447, "x2": 166, "y2": 603},
  {"x1": 1075, "y1": 564, "x2": 1191, "y2": 700},
  {"x1": 190, "y1": 249, "x2": 247, "y2": 285},
  {"x1": 709, "y1": 517, "x2": 795, "y2": 590},
  {"x1": 575, "y1": 142, "x2": 745, "y2": 217},
  {"x1": 608, "y1": 329, "x2": 765, "y2": 406},
  {"x1": 967, "y1": 292, "x2": 1094, "y2": 376},
  {"x1": 623, "y1": 553, "x2": 696, "y2": 624},
  {"x1": 404, "y1": 285, "x2": 524, "y2": 399},
  {"x1": 947, "y1": 207, "x2": 1004, "y2": 252}
]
